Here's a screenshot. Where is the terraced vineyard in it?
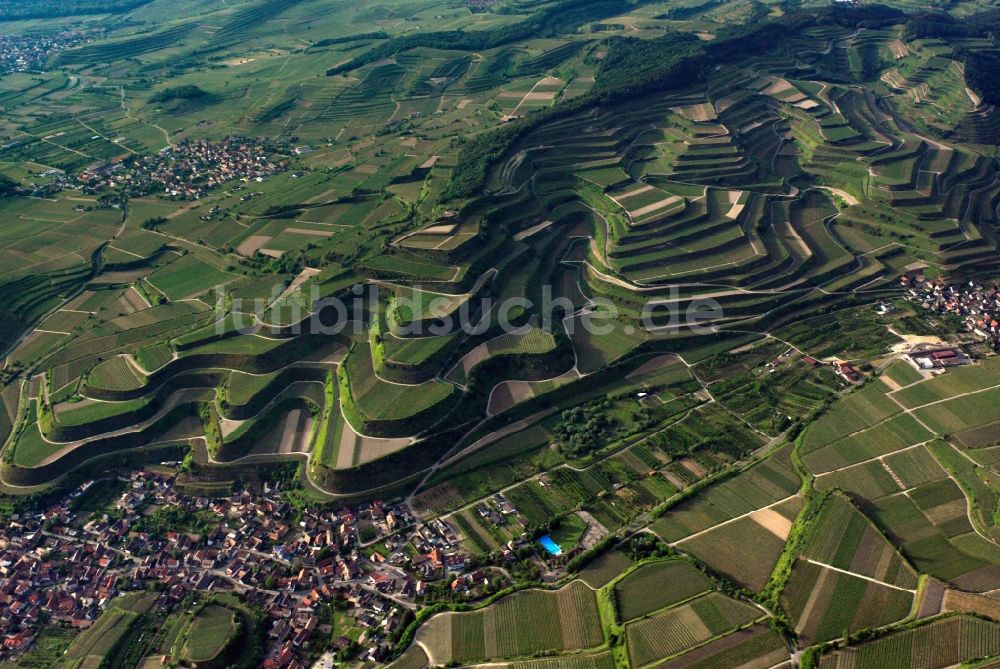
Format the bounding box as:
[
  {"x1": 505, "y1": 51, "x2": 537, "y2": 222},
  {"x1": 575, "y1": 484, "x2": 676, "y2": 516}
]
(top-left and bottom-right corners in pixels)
[
  {"x1": 13, "y1": 8, "x2": 1000, "y2": 492},
  {"x1": 5, "y1": 0, "x2": 1000, "y2": 666}
]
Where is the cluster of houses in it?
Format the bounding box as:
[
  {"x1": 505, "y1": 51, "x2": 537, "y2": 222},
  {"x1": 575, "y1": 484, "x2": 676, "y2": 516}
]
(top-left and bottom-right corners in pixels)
[
  {"x1": 0, "y1": 470, "x2": 479, "y2": 667},
  {"x1": 0, "y1": 29, "x2": 102, "y2": 74},
  {"x1": 75, "y1": 137, "x2": 286, "y2": 199},
  {"x1": 475, "y1": 492, "x2": 518, "y2": 527},
  {"x1": 902, "y1": 274, "x2": 1000, "y2": 345},
  {"x1": 461, "y1": 0, "x2": 499, "y2": 9},
  {"x1": 0, "y1": 516, "x2": 121, "y2": 654}
]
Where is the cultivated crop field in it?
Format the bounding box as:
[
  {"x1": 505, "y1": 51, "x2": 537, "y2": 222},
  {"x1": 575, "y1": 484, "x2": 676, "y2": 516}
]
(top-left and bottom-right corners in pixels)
[
  {"x1": 416, "y1": 581, "x2": 603, "y2": 664},
  {"x1": 800, "y1": 382, "x2": 901, "y2": 453},
  {"x1": 802, "y1": 493, "x2": 919, "y2": 590},
  {"x1": 798, "y1": 358, "x2": 1000, "y2": 590},
  {"x1": 650, "y1": 453, "x2": 800, "y2": 543},
  {"x1": 625, "y1": 592, "x2": 763, "y2": 667},
  {"x1": 780, "y1": 559, "x2": 914, "y2": 645},
  {"x1": 87, "y1": 355, "x2": 144, "y2": 392},
  {"x1": 343, "y1": 341, "x2": 455, "y2": 425},
  {"x1": 6, "y1": 0, "x2": 1000, "y2": 666},
  {"x1": 650, "y1": 624, "x2": 788, "y2": 669},
  {"x1": 146, "y1": 253, "x2": 235, "y2": 301},
  {"x1": 613, "y1": 560, "x2": 712, "y2": 621},
  {"x1": 679, "y1": 509, "x2": 793, "y2": 591},
  {"x1": 181, "y1": 604, "x2": 236, "y2": 664},
  {"x1": 818, "y1": 615, "x2": 1000, "y2": 669},
  {"x1": 61, "y1": 593, "x2": 157, "y2": 665},
  {"x1": 580, "y1": 550, "x2": 633, "y2": 589}
]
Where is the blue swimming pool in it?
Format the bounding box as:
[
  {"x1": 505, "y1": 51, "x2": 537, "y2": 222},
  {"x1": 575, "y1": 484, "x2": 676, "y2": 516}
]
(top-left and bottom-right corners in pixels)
[{"x1": 539, "y1": 535, "x2": 562, "y2": 556}]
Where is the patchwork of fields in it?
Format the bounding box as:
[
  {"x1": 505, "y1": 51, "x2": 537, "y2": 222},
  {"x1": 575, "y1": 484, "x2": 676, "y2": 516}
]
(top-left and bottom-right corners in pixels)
[
  {"x1": 4, "y1": 0, "x2": 1000, "y2": 505},
  {"x1": 4, "y1": 0, "x2": 1000, "y2": 667},
  {"x1": 625, "y1": 592, "x2": 765, "y2": 667},
  {"x1": 805, "y1": 358, "x2": 1000, "y2": 590}
]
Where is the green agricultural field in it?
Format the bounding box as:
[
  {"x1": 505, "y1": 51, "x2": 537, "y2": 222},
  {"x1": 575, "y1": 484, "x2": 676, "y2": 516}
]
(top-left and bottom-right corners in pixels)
[
  {"x1": 383, "y1": 332, "x2": 457, "y2": 366},
  {"x1": 625, "y1": 592, "x2": 763, "y2": 667},
  {"x1": 386, "y1": 645, "x2": 430, "y2": 669},
  {"x1": 651, "y1": 623, "x2": 788, "y2": 669},
  {"x1": 135, "y1": 343, "x2": 174, "y2": 372},
  {"x1": 800, "y1": 381, "x2": 901, "y2": 453},
  {"x1": 568, "y1": 314, "x2": 647, "y2": 374},
  {"x1": 780, "y1": 559, "x2": 913, "y2": 645},
  {"x1": 818, "y1": 615, "x2": 1000, "y2": 668},
  {"x1": 147, "y1": 253, "x2": 236, "y2": 301},
  {"x1": 870, "y1": 482, "x2": 1000, "y2": 588},
  {"x1": 613, "y1": 560, "x2": 712, "y2": 621},
  {"x1": 181, "y1": 604, "x2": 237, "y2": 664},
  {"x1": 342, "y1": 341, "x2": 455, "y2": 423},
  {"x1": 87, "y1": 355, "x2": 144, "y2": 391},
  {"x1": 415, "y1": 581, "x2": 603, "y2": 664},
  {"x1": 487, "y1": 327, "x2": 557, "y2": 357},
  {"x1": 5, "y1": 1, "x2": 1000, "y2": 667},
  {"x1": 915, "y1": 386, "x2": 1000, "y2": 435},
  {"x1": 680, "y1": 512, "x2": 791, "y2": 591},
  {"x1": 61, "y1": 593, "x2": 157, "y2": 664},
  {"x1": 802, "y1": 413, "x2": 933, "y2": 474},
  {"x1": 893, "y1": 356, "x2": 1000, "y2": 409},
  {"x1": 801, "y1": 493, "x2": 919, "y2": 590},
  {"x1": 815, "y1": 457, "x2": 906, "y2": 500},
  {"x1": 55, "y1": 395, "x2": 154, "y2": 428},
  {"x1": 12, "y1": 403, "x2": 59, "y2": 467},
  {"x1": 650, "y1": 455, "x2": 800, "y2": 543},
  {"x1": 883, "y1": 360, "x2": 923, "y2": 387},
  {"x1": 580, "y1": 550, "x2": 633, "y2": 589}
]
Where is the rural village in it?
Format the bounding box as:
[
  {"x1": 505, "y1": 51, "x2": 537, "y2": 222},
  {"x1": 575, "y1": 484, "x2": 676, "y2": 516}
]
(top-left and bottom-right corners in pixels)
[
  {"x1": 74, "y1": 137, "x2": 288, "y2": 200},
  {"x1": 0, "y1": 29, "x2": 101, "y2": 75},
  {"x1": 0, "y1": 468, "x2": 569, "y2": 668},
  {"x1": 5, "y1": 0, "x2": 1000, "y2": 667}
]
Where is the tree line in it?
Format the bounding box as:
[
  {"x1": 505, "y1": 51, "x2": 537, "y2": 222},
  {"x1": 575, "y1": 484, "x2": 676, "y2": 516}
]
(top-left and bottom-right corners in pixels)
[
  {"x1": 0, "y1": 0, "x2": 151, "y2": 19},
  {"x1": 904, "y1": 10, "x2": 1000, "y2": 105},
  {"x1": 325, "y1": 0, "x2": 643, "y2": 76},
  {"x1": 442, "y1": 4, "x2": 926, "y2": 201}
]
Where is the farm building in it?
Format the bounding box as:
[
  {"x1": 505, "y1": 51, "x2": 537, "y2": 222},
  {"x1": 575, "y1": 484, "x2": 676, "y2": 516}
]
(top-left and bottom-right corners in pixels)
[
  {"x1": 904, "y1": 344, "x2": 972, "y2": 370},
  {"x1": 834, "y1": 362, "x2": 861, "y2": 383}
]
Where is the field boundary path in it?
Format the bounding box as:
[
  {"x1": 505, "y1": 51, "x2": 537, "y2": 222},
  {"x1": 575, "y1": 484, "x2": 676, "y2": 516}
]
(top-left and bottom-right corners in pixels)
[{"x1": 803, "y1": 558, "x2": 917, "y2": 593}]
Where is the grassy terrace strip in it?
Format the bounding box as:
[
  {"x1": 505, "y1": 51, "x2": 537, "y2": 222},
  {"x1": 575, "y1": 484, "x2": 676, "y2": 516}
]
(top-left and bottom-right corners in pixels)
[
  {"x1": 82, "y1": 332, "x2": 343, "y2": 401},
  {"x1": 338, "y1": 340, "x2": 456, "y2": 437},
  {"x1": 4, "y1": 403, "x2": 202, "y2": 486},
  {"x1": 221, "y1": 366, "x2": 327, "y2": 420},
  {"x1": 216, "y1": 392, "x2": 320, "y2": 462}
]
